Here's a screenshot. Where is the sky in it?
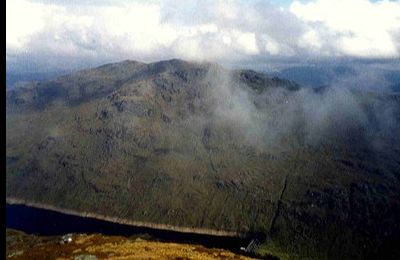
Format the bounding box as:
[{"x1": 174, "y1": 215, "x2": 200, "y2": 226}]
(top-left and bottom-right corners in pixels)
[{"x1": 6, "y1": 0, "x2": 400, "y2": 73}]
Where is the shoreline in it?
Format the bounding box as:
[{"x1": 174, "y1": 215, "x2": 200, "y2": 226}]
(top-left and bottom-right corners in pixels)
[{"x1": 6, "y1": 197, "x2": 245, "y2": 238}]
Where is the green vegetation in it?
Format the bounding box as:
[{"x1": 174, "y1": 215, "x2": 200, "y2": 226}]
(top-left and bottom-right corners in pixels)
[{"x1": 6, "y1": 59, "x2": 400, "y2": 259}]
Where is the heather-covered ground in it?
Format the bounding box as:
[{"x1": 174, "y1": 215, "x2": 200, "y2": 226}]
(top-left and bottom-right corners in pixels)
[
  {"x1": 6, "y1": 59, "x2": 400, "y2": 259},
  {"x1": 6, "y1": 229, "x2": 262, "y2": 260}
]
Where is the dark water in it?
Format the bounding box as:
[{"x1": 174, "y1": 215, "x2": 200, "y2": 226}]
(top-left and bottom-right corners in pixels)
[{"x1": 6, "y1": 203, "x2": 252, "y2": 252}]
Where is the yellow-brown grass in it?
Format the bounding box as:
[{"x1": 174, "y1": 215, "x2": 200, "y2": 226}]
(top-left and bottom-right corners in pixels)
[{"x1": 6, "y1": 230, "x2": 256, "y2": 260}]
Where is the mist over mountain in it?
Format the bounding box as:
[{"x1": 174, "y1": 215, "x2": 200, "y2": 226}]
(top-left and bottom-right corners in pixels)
[
  {"x1": 6, "y1": 0, "x2": 400, "y2": 258},
  {"x1": 6, "y1": 59, "x2": 400, "y2": 259}
]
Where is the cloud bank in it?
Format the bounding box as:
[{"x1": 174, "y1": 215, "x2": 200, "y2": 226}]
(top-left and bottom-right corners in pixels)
[{"x1": 6, "y1": 0, "x2": 400, "y2": 72}]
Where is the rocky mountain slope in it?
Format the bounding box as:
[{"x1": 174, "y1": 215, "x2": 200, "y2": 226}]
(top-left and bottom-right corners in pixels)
[{"x1": 6, "y1": 59, "x2": 400, "y2": 259}]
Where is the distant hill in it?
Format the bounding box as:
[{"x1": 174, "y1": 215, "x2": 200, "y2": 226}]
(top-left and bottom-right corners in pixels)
[
  {"x1": 386, "y1": 71, "x2": 400, "y2": 92},
  {"x1": 6, "y1": 71, "x2": 71, "y2": 89},
  {"x1": 6, "y1": 59, "x2": 400, "y2": 259},
  {"x1": 270, "y1": 65, "x2": 400, "y2": 92},
  {"x1": 269, "y1": 65, "x2": 354, "y2": 87}
]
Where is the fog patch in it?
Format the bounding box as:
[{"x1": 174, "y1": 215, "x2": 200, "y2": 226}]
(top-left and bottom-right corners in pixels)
[{"x1": 202, "y1": 67, "x2": 400, "y2": 153}]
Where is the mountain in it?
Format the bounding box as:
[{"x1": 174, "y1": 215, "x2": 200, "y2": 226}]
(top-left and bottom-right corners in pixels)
[
  {"x1": 269, "y1": 65, "x2": 355, "y2": 87},
  {"x1": 6, "y1": 71, "x2": 71, "y2": 89},
  {"x1": 6, "y1": 59, "x2": 400, "y2": 259},
  {"x1": 270, "y1": 65, "x2": 400, "y2": 92}
]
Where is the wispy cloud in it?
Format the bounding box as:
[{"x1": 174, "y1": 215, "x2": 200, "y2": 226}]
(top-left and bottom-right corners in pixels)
[{"x1": 6, "y1": 0, "x2": 400, "y2": 72}]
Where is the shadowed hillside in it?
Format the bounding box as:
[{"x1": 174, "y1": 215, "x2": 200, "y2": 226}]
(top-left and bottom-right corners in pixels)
[{"x1": 6, "y1": 59, "x2": 400, "y2": 259}]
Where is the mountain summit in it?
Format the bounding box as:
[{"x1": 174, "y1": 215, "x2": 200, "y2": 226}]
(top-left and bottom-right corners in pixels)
[{"x1": 6, "y1": 59, "x2": 400, "y2": 259}]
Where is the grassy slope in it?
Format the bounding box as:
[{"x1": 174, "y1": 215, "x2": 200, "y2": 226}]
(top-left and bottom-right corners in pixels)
[
  {"x1": 6, "y1": 59, "x2": 400, "y2": 259},
  {"x1": 6, "y1": 229, "x2": 258, "y2": 259}
]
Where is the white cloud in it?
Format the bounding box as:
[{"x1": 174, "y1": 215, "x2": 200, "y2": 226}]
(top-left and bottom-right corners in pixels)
[
  {"x1": 232, "y1": 30, "x2": 259, "y2": 55},
  {"x1": 290, "y1": 0, "x2": 400, "y2": 58},
  {"x1": 298, "y1": 29, "x2": 322, "y2": 49},
  {"x1": 6, "y1": 0, "x2": 53, "y2": 49},
  {"x1": 265, "y1": 42, "x2": 280, "y2": 55},
  {"x1": 6, "y1": 0, "x2": 400, "y2": 72}
]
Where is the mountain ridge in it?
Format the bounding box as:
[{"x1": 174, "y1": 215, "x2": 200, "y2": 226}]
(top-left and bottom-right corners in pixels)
[{"x1": 6, "y1": 59, "x2": 400, "y2": 259}]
